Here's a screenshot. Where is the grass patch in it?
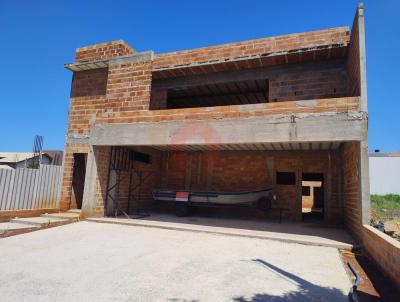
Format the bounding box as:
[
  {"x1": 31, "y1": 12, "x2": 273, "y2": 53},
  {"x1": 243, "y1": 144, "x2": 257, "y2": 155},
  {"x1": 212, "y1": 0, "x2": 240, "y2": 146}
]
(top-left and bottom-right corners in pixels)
[{"x1": 371, "y1": 194, "x2": 400, "y2": 223}]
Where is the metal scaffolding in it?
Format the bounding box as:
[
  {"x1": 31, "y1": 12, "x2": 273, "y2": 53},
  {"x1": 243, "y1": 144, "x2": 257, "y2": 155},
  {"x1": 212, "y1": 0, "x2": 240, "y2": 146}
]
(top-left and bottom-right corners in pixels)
[{"x1": 105, "y1": 147, "x2": 150, "y2": 219}]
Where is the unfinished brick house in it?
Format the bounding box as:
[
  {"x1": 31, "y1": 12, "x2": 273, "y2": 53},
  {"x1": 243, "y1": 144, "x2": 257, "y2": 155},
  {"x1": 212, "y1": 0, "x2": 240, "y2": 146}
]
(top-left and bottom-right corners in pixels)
[{"x1": 61, "y1": 4, "x2": 369, "y2": 234}]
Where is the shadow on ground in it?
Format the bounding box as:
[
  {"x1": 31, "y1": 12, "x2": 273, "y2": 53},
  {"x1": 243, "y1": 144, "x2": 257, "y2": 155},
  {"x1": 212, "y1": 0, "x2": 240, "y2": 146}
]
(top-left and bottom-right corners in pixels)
[{"x1": 232, "y1": 259, "x2": 348, "y2": 302}]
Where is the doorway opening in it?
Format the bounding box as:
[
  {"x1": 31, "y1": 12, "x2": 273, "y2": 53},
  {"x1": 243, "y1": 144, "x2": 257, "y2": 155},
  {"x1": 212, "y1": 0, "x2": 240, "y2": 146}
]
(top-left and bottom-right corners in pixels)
[
  {"x1": 301, "y1": 173, "x2": 324, "y2": 220},
  {"x1": 71, "y1": 153, "x2": 87, "y2": 209}
]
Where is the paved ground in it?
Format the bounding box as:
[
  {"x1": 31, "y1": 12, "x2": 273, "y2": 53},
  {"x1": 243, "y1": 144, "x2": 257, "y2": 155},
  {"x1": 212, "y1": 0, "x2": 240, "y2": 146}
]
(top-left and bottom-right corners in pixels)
[
  {"x1": 0, "y1": 221, "x2": 351, "y2": 302},
  {"x1": 88, "y1": 213, "x2": 355, "y2": 250}
]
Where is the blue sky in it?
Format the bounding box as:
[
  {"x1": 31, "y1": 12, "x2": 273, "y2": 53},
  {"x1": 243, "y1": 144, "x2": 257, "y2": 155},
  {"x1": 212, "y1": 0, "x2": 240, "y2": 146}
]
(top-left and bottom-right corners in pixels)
[{"x1": 0, "y1": 0, "x2": 398, "y2": 152}]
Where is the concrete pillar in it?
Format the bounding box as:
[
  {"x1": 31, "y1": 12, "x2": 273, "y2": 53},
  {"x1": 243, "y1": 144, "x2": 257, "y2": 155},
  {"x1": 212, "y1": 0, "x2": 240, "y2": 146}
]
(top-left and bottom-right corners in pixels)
[
  {"x1": 81, "y1": 145, "x2": 110, "y2": 218},
  {"x1": 359, "y1": 139, "x2": 371, "y2": 224},
  {"x1": 81, "y1": 145, "x2": 98, "y2": 217}
]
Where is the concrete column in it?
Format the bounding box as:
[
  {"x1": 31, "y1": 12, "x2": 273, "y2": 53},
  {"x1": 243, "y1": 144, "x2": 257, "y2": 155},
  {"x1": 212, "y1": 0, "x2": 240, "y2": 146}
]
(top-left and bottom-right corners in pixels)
[
  {"x1": 81, "y1": 145, "x2": 98, "y2": 217},
  {"x1": 81, "y1": 145, "x2": 110, "y2": 218},
  {"x1": 359, "y1": 139, "x2": 371, "y2": 224}
]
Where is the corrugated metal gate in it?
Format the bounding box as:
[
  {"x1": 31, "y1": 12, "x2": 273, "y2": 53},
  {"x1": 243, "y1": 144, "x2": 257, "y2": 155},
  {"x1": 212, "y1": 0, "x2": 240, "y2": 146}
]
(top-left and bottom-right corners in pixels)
[{"x1": 0, "y1": 165, "x2": 62, "y2": 210}]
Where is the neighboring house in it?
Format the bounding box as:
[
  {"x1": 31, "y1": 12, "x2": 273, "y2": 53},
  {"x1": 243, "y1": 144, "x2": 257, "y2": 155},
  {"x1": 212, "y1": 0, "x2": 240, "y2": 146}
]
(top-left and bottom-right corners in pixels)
[
  {"x1": 0, "y1": 152, "x2": 53, "y2": 169},
  {"x1": 43, "y1": 150, "x2": 64, "y2": 166},
  {"x1": 369, "y1": 152, "x2": 400, "y2": 195},
  {"x1": 61, "y1": 4, "x2": 369, "y2": 235}
]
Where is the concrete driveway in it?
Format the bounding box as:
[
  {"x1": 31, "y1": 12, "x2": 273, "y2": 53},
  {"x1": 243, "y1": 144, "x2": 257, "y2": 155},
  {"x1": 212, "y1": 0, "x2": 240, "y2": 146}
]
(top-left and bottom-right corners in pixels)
[{"x1": 0, "y1": 221, "x2": 351, "y2": 301}]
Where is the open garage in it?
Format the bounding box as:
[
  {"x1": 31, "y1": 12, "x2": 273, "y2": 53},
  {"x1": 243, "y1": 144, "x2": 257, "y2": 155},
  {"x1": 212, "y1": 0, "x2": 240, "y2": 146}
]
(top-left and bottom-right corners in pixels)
[{"x1": 80, "y1": 140, "x2": 360, "y2": 227}]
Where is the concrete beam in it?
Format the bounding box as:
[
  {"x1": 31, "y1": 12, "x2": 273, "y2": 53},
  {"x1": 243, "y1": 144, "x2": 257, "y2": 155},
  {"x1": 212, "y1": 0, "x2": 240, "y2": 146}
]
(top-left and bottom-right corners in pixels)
[{"x1": 90, "y1": 112, "x2": 368, "y2": 147}]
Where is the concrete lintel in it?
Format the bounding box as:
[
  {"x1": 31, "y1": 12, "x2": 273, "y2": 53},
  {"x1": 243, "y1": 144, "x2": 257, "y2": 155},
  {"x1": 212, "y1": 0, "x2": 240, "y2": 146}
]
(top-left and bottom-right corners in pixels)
[
  {"x1": 108, "y1": 50, "x2": 154, "y2": 66},
  {"x1": 90, "y1": 112, "x2": 368, "y2": 146},
  {"x1": 64, "y1": 50, "x2": 154, "y2": 72},
  {"x1": 66, "y1": 133, "x2": 90, "y2": 145}
]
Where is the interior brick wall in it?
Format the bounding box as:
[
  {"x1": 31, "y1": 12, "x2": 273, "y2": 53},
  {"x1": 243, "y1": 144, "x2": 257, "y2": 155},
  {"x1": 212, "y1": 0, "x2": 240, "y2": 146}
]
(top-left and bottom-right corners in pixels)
[
  {"x1": 155, "y1": 150, "x2": 341, "y2": 223},
  {"x1": 71, "y1": 68, "x2": 108, "y2": 98},
  {"x1": 115, "y1": 155, "x2": 162, "y2": 212},
  {"x1": 269, "y1": 65, "x2": 347, "y2": 102}
]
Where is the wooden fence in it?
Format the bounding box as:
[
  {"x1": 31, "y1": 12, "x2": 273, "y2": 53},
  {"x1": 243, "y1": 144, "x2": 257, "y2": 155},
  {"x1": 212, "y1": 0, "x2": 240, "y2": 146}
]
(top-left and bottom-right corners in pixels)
[{"x1": 0, "y1": 165, "x2": 62, "y2": 210}]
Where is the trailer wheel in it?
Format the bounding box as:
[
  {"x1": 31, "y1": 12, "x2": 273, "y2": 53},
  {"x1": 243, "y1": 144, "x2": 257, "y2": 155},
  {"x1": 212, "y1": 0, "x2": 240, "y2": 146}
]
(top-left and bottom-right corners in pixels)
[
  {"x1": 257, "y1": 196, "x2": 272, "y2": 211},
  {"x1": 175, "y1": 202, "x2": 190, "y2": 217}
]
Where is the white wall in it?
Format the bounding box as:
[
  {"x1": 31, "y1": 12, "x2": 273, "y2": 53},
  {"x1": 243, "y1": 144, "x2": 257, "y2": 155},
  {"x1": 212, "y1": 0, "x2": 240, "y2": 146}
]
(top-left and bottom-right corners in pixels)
[{"x1": 369, "y1": 156, "x2": 400, "y2": 195}]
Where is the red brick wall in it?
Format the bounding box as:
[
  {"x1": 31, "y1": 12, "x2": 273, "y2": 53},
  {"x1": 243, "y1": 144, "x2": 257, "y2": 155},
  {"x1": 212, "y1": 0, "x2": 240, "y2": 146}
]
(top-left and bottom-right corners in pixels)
[
  {"x1": 115, "y1": 156, "x2": 162, "y2": 212},
  {"x1": 106, "y1": 59, "x2": 152, "y2": 112},
  {"x1": 159, "y1": 152, "x2": 188, "y2": 189},
  {"x1": 149, "y1": 88, "x2": 168, "y2": 110},
  {"x1": 362, "y1": 225, "x2": 400, "y2": 289},
  {"x1": 212, "y1": 153, "x2": 268, "y2": 191},
  {"x1": 153, "y1": 28, "x2": 350, "y2": 70},
  {"x1": 97, "y1": 97, "x2": 359, "y2": 124},
  {"x1": 269, "y1": 66, "x2": 347, "y2": 102},
  {"x1": 273, "y1": 152, "x2": 340, "y2": 221},
  {"x1": 347, "y1": 13, "x2": 361, "y2": 98},
  {"x1": 69, "y1": 69, "x2": 108, "y2": 134},
  {"x1": 75, "y1": 40, "x2": 135, "y2": 62},
  {"x1": 342, "y1": 142, "x2": 362, "y2": 234},
  {"x1": 92, "y1": 146, "x2": 111, "y2": 217},
  {"x1": 71, "y1": 68, "x2": 108, "y2": 98},
  {"x1": 156, "y1": 150, "x2": 341, "y2": 223}
]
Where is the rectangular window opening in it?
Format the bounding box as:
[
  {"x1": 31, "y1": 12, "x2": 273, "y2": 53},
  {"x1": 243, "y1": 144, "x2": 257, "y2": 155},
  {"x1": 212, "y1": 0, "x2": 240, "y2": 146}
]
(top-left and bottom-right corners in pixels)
[
  {"x1": 276, "y1": 172, "x2": 296, "y2": 185},
  {"x1": 129, "y1": 151, "x2": 151, "y2": 164},
  {"x1": 150, "y1": 77, "x2": 269, "y2": 110}
]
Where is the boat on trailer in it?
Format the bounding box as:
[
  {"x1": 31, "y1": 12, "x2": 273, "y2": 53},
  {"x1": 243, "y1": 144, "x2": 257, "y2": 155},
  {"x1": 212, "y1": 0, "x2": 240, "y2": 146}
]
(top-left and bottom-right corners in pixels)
[{"x1": 153, "y1": 187, "x2": 275, "y2": 216}]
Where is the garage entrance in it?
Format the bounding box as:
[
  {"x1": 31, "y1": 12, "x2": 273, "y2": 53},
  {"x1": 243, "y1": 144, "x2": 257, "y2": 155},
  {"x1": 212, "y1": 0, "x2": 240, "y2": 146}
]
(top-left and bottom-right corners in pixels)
[{"x1": 102, "y1": 142, "x2": 343, "y2": 225}]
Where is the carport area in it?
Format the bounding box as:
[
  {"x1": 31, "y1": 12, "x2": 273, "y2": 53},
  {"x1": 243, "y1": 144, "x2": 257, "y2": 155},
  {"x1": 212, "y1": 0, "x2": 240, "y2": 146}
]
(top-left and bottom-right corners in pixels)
[
  {"x1": 0, "y1": 221, "x2": 352, "y2": 301},
  {"x1": 90, "y1": 141, "x2": 352, "y2": 227}
]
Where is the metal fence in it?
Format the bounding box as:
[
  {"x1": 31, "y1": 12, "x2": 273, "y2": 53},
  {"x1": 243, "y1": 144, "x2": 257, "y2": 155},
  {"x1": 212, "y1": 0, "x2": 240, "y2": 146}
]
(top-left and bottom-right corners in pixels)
[{"x1": 0, "y1": 165, "x2": 62, "y2": 210}]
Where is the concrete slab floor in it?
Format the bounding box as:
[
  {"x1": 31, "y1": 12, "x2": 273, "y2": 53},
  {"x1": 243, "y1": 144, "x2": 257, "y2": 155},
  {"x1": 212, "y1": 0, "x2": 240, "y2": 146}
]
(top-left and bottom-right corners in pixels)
[
  {"x1": 0, "y1": 221, "x2": 352, "y2": 302},
  {"x1": 87, "y1": 213, "x2": 355, "y2": 250},
  {"x1": 11, "y1": 216, "x2": 70, "y2": 227}
]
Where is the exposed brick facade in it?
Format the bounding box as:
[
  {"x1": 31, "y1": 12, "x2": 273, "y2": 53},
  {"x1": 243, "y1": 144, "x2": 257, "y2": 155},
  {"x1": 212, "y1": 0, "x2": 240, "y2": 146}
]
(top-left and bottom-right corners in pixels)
[
  {"x1": 58, "y1": 4, "x2": 400, "y2": 293},
  {"x1": 61, "y1": 12, "x2": 366, "y2": 230}
]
